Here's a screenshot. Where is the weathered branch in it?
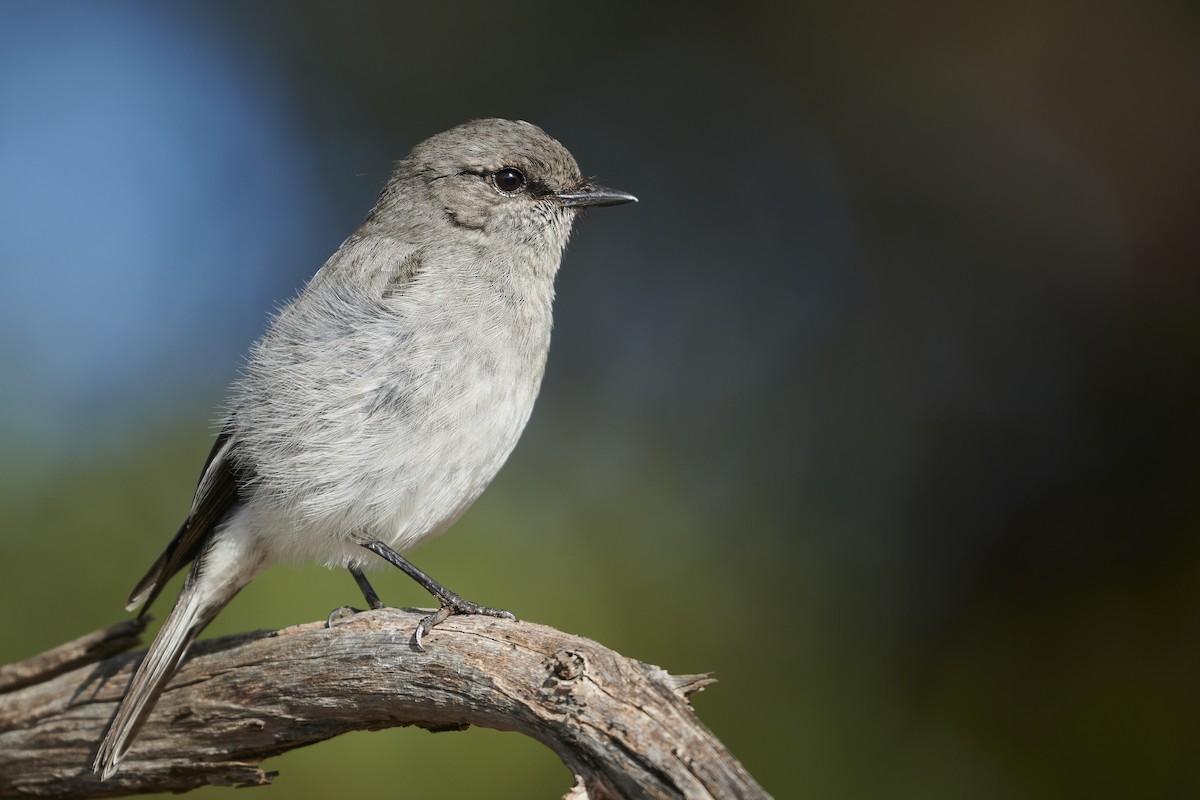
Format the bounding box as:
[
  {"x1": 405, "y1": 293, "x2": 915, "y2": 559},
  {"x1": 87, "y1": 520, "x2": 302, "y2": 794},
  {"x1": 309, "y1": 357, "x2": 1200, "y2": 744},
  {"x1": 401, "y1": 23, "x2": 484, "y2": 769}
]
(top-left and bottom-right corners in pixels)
[{"x1": 0, "y1": 609, "x2": 769, "y2": 799}]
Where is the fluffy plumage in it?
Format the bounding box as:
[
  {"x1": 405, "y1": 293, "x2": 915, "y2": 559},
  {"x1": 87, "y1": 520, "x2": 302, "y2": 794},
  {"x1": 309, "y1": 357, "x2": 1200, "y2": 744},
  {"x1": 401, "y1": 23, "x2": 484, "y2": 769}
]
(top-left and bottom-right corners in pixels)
[{"x1": 93, "y1": 119, "x2": 634, "y2": 778}]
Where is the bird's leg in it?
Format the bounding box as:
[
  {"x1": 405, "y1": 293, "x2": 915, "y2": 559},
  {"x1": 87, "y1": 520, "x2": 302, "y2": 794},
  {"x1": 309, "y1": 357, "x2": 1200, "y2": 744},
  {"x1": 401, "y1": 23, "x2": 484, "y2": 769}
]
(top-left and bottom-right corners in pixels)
[
  {"x1": 350, "y1": 565, "x2": 387, "y2": 610},
  {"x1": 326, "y1": 565, "x2": 388, "y2": 627},
  {"x1": 361, "y1": 540, "x2": 516, "y2": 650}
]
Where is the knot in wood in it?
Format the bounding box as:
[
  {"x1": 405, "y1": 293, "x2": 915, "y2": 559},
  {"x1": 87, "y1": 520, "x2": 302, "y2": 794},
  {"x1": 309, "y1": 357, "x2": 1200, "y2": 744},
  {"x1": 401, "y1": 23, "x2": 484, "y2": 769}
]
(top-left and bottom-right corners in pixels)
[{"x1": 547, "y1": 649, "x2": 586, "y2": 681}]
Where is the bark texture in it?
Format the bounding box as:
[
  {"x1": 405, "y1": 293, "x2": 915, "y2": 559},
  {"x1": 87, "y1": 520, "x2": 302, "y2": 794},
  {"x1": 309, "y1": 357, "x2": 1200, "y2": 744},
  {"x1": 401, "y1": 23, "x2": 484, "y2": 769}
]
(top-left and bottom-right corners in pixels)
[{"x1": 0, "y1": 609, "x2": 769, "y2": 799}]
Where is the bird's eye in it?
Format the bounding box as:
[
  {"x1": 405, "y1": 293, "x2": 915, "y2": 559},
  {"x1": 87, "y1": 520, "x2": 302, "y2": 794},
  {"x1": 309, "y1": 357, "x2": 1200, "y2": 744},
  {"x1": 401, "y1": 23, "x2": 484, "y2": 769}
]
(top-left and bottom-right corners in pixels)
[{"x1": 491, "y1": 167, "x2": 526, "y2": 194}]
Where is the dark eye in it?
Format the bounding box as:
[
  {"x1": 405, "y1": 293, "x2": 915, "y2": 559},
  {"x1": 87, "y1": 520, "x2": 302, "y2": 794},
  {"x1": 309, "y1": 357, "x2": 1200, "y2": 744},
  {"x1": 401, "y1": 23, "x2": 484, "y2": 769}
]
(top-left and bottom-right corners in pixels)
[{"x1": 491, "y1": 167, "x2": 526, "y2": 194}]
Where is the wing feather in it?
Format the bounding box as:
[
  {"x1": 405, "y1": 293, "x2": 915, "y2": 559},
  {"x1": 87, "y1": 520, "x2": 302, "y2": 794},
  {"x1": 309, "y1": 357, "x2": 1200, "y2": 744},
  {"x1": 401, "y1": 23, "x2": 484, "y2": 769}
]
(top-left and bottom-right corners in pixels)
[{"x1": 125, "y1": 428, "x2": 246, "y2": 612}]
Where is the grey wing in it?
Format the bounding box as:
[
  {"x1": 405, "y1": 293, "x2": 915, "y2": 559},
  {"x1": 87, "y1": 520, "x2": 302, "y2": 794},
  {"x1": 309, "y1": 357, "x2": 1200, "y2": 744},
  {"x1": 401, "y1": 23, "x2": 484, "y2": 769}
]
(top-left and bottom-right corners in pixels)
[{"x1": 125, "y1": 427, "x2": 247, "y2": 613}]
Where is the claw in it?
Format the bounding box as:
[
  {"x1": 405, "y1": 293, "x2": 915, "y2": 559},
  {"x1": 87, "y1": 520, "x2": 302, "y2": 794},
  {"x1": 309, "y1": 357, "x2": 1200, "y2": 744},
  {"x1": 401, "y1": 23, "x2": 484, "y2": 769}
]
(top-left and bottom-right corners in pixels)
[
  {"x1": 326, "y1": 605, "x2": 364, "y2": 628},
  {"x1": 412, "y1": 606, "x2": 443, "y2": 650}
]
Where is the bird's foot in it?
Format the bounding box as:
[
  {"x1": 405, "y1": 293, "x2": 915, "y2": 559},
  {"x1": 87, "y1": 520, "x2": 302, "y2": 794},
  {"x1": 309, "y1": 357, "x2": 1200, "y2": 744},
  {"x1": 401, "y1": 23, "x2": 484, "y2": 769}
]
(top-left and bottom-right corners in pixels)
[{"x1": 414, "y1": 595, "x2": 517, "y2": 650}]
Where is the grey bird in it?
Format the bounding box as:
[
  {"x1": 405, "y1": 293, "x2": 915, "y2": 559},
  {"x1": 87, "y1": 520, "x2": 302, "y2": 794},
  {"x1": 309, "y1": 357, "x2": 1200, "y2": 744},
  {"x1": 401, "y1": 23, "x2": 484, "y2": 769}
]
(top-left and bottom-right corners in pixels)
[{"x1": 92, "y1": 118, "x2": 636, "y2": 779}]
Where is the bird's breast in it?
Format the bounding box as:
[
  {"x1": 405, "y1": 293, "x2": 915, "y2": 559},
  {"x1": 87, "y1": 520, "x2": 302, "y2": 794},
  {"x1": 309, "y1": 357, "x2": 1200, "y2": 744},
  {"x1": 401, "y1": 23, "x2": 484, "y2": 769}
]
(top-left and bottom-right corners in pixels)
[{"x1": 235, "y1": 274, "x2": 554, "y2": 563}]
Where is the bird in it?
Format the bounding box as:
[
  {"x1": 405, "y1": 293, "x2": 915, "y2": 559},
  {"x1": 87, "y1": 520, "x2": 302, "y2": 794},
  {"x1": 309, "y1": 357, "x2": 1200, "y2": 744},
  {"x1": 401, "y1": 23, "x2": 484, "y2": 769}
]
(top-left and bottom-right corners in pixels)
[{"x1": 92, "y1": 118, "x2": 636, "y2": 779}]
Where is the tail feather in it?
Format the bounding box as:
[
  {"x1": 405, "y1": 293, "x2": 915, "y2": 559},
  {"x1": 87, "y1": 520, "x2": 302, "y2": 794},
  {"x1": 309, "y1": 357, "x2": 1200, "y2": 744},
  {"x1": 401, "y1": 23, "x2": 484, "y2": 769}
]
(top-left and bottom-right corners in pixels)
[
  {"x1": 93, "y1": 525, "x2": 258, "y2": 782},
  {"x1": 93, "y1": 562, "x2": 230, "y2": 779}
]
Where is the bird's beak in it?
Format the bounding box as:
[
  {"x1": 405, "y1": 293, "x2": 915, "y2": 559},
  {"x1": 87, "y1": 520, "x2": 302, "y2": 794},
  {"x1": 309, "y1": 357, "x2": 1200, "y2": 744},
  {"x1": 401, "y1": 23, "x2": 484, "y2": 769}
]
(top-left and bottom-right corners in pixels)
[{"x1": 554, "y1": 182, "x2": 638, "y2": 208}]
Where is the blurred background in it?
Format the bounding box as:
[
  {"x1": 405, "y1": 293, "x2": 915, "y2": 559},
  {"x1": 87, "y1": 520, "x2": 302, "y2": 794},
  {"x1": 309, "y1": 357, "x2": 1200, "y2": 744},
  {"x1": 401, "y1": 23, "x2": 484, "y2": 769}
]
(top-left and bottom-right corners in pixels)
[{"x1": 2, "y1": 1, "x2": 1198, "y2": 797}]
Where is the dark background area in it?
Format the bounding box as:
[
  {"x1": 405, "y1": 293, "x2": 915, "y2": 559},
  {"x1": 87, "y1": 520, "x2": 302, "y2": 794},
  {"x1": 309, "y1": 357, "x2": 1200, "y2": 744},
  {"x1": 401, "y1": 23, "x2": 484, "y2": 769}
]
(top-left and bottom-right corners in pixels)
[{"x1": 2, "y1": 2, "x2": 1198, "y2": 797}]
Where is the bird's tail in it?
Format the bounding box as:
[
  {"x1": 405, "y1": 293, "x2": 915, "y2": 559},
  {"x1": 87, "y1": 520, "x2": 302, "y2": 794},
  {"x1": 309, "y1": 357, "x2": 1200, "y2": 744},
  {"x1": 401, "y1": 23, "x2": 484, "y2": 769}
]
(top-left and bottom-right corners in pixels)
[{"x1": 93, "y1": 536, "x2": 252, "y2": 780}]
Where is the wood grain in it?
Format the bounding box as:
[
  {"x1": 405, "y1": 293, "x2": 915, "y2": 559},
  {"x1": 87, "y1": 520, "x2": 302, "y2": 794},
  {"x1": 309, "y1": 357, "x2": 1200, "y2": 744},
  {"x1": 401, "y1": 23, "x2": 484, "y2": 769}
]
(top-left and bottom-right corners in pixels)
[{"x1": 0, "y1": 608, "x2": 769, "y2": 799}]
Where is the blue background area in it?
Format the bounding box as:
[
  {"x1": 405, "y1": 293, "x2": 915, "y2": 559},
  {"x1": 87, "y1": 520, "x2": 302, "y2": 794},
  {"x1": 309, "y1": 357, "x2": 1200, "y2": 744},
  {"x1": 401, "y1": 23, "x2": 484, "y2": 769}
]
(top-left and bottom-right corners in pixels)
[
  {"x1": 1, "y1": 2, "x2": 1198, "y2": 797},
  {"x1": 0, "y1": 4, "x2": 346, "y2": 461}
]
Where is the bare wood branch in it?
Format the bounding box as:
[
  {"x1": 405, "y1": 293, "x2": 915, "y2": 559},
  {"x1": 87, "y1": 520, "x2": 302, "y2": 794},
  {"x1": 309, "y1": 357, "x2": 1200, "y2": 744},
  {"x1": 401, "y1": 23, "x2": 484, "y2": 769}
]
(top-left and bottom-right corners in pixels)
[
  {"x1": 0, "y1": 620, "x2": 148, "y2": 694},
  {"x1": 0, "y1": 608, "x2": 769, "y2": 799}
]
